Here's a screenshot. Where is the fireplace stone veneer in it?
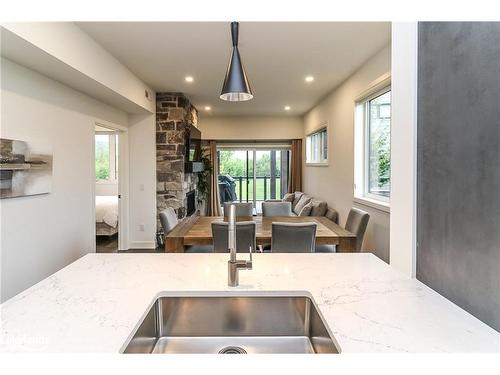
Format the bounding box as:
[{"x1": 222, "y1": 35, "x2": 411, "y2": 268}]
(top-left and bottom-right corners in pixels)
[{"x1": 156, "y1": 93, "x2": 199, "y2": 229}]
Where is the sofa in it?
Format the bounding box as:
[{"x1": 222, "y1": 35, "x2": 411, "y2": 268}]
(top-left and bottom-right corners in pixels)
[{"x1": 267, "y1": 191, "x2": 338, "y2": 223}]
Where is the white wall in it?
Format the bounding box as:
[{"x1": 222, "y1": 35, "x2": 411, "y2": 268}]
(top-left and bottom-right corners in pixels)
[
  {"x1": 199, "y1": 115, "x2": 303, "y2": 140},
  {"x1": 1, "y1": 22, "x2": 155, "y2": 113},
  {"x1": 303, "y1": 45, "x2": 392, "y2": 262},
  {"x1": 128, "y1": 113, "x2": 156, "y2": 249},
  {"x1": 389, "y1": 23, "x2": 418, "y2": 277},
  {"x1": 0, "y1": 58, "x2": 128, "y2": 302}
]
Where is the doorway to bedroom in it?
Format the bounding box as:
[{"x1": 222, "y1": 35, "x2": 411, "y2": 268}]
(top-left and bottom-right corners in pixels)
[{"x1": 95, "y1": 124, "x2": 120, "y2": 253}]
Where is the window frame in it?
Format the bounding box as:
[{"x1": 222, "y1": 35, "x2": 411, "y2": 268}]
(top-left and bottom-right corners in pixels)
[
  {"x1": 354, "y1": 77, "x2": 391, "y2": 212},
  {"x1": 216, "y1": 144, "x2": 292, "y2": 210},
  {"x1": 95, "y1": 132, "x2": 118, "y2": 183},
  {"x1": 305, "y1": 125, "x2": 328, "y2": 166}
]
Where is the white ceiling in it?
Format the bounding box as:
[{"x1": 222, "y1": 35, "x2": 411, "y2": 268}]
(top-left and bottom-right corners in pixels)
[{"x1": 77, "y1": 22, "x2": 391, "y2": 116}]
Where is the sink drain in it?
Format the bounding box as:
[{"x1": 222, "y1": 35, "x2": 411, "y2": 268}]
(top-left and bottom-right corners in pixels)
[{"x1": 218, "y1": 346, "x2": 247, "y2": 354}]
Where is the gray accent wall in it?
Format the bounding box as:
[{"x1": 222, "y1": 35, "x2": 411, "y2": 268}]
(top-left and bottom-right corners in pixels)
[{"x1": 417, "y1": 22, "x2": 500, "y2": 331}]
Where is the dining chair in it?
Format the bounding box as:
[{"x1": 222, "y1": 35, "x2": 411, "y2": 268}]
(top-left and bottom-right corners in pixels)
[
  {"x1": 271, "y1": 222, "x2": 317, "y2": 253},
  {"x1": 160, "y1": 208, "x2": 212, "y2": 253},
  {"x1": 345, "y1": 207, "x2": 370, "y2": 252},
  {"x1": 223, "y1": 202, "x2": 253, "y2": 217},
  {"x1": 211, "y1": 221, "x2": 257, "y2": 253},
  {"x1": 314, "y1": 207, "x2": 340, "y2": 253},
  {"x1": 159, "y1": 207, "x2": 178, "y2": 234},
  {"x1": 262, "y1": 201, "x2": 292, "y2": 217}
]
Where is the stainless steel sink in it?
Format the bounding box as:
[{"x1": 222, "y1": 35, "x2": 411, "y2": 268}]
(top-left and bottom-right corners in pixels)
[{"x1": 122, "y1": 294, "x2": 340, "y2": 354}]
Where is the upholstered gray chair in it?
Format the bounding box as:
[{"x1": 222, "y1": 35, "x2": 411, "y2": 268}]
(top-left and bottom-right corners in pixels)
[
  {"x1": 345, "y1": 207, "x2": 370, "y2": 252},
  {"x1": 271, "y1": 222, "x2": 317, "y2": 253},
  {"x1": 316, "y1": 207, "x2": 369, "y2": 253},
  {"x1": 223, "y1": 202, "x2": 253, "y2": 217},
  {"x1": 314, "y1": 244, "x2": 336, "y2": 253},
  {"x1": 211, "y1": 221, "x2": 256, "y2": 253},
  {"x1": 262, "y1": 201, "x2": 292, "y2": 217},
  {"x1": 314, "y1": 208, "x2": 340, "y2": 252},
  {"x1": 159, "y1": 207, "x2": 178, "y2": 234},
  {"x1": 184, "y1": 245, "x2": 214, "y2": 253}
]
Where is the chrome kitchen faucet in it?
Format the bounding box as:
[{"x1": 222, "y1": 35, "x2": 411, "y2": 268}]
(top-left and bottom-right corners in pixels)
[{"x1": 227, "y1": 204, "x2": 252, "y2": 287}]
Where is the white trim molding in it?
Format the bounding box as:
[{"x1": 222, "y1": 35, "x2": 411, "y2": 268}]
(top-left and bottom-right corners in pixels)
[
  {"x1": 389, "y1": 22, "x2": 418, "y2": 278},
  {"x1": 355, "y1": 72, "x2": 391, "y2": 102},
  {"x1": 353, "y1": 196, "x2": 390, "y2": 213},
  {"x1": 129, "y1": 241, "x2": 157, "y2": 250}
]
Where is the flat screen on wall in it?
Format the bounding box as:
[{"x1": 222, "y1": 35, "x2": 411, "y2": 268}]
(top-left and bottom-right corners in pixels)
[{"x1": 186, "y1": 125, "x2": 201, "y2": 162}]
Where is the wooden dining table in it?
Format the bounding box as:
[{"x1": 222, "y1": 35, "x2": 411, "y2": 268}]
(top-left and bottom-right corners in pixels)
[{"x1": 165, "y1": 215, "x2": 357, "y2": 253}]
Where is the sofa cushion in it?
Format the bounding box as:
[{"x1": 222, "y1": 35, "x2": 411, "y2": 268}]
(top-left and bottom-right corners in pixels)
[
  {"x1": 298, "y1": 201, "x2": 313, "y2": 216},
  {"x1": 291, "y1": 191, "x2": 304, "y2": 210},
  {"x1": 324, "y1": 208, "x2": 339, "y2": 224},
  {"x1": 282, "y1": 193, "x2": 295, "y2": 203},
  {"x1": 310, "y1": 199, "x2": 328, "y2": 216},
  {"x1": 293, "y1": 194, "x2": 312, "y2": 215}
]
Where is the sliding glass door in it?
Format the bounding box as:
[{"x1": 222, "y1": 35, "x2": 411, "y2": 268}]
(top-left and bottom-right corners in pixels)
[{"x1": 217, "y1": 146, "x2": 290, "y2": 213}]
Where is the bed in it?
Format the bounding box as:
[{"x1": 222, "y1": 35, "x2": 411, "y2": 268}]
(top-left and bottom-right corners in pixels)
[{"x1": 96, "y1": 195, "x2": 119, "y2": 236}]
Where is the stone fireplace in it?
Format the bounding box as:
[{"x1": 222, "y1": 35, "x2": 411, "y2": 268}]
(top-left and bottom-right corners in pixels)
[{"x1": 156, "y1": 92, "x2": 199, "y2": 229}]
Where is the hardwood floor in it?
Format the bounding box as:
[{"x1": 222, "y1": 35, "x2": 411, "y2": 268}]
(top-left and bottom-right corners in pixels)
[
  {"x1": 96, "y1": 234, "x2": 118, "y2": 253},
  {"x1": 96, "y1": 234, "x2": 161, "y2": 253},
  {"x1": 119, "y1": 248, "x2": 160, "y2": 253}
]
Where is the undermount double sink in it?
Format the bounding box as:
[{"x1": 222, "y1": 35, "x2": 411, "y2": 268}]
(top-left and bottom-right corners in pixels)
[{"x1": 122, "y1": 293, "x2": 340, "y2": 354}]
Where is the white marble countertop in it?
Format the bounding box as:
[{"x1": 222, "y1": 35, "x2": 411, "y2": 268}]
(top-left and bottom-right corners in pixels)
[{"x1": 1, "y1": 253, "x2": 499, "y2": 353}]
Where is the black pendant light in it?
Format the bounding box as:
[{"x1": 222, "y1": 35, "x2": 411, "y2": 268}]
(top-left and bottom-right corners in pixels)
[{"x1": 220, "y1": 22, "x2": 253, "y2": 101}]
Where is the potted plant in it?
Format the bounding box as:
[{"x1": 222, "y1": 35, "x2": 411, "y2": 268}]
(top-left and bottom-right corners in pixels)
[{"x1": 196, "y1": 148, "x2": 212, "y2": 216}]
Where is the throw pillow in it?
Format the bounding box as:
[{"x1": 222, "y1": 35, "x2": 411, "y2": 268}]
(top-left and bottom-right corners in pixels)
[
  {"x1": 291, "y1": 191, "x2": 304, "y2": 209},
  {"x1": 293, "y1": 194, "x2": 312, "y2": 215},
  {"x1": 310, "y1": 199, "x2": 328, "y2": 216},
  {"x1": 298, "y1": 201, "x2": 313, "y2": 216}
]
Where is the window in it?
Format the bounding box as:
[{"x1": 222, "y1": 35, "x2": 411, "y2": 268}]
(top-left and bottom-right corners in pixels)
[
  {"x1": 217, "y1": 145, "x2": 291, "y2": 214},
  {"x1": 355, "y1": 84, "x2": 391, "y2": 208},
  {"x1": 95, "y1": 134, "x2": 118, "y2": 181},
  {"x1": 306, "y1": 127, "x2": 328, "y2": 165}
]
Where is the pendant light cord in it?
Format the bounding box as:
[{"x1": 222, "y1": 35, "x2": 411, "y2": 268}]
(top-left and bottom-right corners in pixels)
[{"x1": 231, "y1": 22, "x2": 239, "y2": 47}]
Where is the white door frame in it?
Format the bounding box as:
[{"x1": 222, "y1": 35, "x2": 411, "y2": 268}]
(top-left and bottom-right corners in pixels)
[{"x1": 93, "y1": 119, "x2": 130, "y2": 251}]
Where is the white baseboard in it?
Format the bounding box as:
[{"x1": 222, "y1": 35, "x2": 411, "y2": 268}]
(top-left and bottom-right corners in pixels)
[{"x1": 129, "y1": 241, "x2": 156, "y2": 249}]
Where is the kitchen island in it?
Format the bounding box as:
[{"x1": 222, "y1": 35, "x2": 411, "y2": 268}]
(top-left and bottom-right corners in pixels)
[{"x1": 1, "y1": 253, "x2": 499, "y2": 352}]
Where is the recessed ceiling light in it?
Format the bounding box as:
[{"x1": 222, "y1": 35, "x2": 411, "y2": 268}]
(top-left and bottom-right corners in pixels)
[
  {"x1": 305, "y1": 76, "x2": 314, "y2": 83},
  {"x1": 204, "y1": 106, "x2": 212, "y2": 111},
  {"x1": 284, "y1": 106, "x2": 291, "y2": 111},
  {"x1": 185, "y1": 76, "x2": 194, "y2": 83}
]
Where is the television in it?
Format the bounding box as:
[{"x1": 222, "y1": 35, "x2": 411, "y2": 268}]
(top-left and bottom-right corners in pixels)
[{"x1": 185, "y1": 125, "x2": 204, "y2": 173}]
